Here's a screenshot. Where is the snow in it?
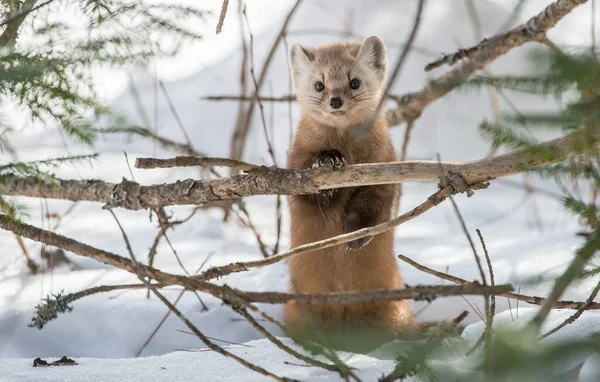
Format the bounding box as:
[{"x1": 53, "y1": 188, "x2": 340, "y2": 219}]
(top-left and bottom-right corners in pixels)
[
  {"x1": 1, "y1": 310, "x2": 599, "y2": 381},
  {"x1": 1, "y1": 0, "x2": 600, "y2": 380},
  {"x1": 0, "y1": 338, "x2": 398, "y2": 382}
]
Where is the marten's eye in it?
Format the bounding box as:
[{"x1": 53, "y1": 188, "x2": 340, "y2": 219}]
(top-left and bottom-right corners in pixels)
[
  {"x1": 349, "y1": 79, "x2": 360, "y2": 90},
  {"x1": 314, "y1": 81, "x2": 325, "y2": 92}
]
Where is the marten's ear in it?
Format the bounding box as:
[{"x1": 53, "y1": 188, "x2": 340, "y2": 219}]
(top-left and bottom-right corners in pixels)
[
  {"x1": 356, "y1": 36, "x2": 387, "y2": 73},
  {"x1": 289, "y1": 44, "x2": 314, "y2": 76}
]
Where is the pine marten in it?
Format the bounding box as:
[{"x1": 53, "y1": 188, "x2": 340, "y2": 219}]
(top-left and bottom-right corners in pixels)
[{"x1": 284, "y1": 36, "x2": 415, "y2": 352}]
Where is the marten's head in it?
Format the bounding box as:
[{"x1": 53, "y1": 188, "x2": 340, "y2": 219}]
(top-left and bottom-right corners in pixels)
[{"x1": 289, "y1": 36, "x2": 387, "y2": 128}]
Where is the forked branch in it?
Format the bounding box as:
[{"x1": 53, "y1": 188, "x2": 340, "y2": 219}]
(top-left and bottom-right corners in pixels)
[{"x1": 386, "y1": 0, "x2": 588, "y2": 126}]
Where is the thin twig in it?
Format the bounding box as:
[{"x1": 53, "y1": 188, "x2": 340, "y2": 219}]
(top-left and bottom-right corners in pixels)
[
  {"x1": 228, "y1": 0, "x2": 250, "y2": 180},
  {"x1": 358, "y1": 0, "x2": 426, "y2": 136},
  {"x1": 147, "y1": 255, "x2": 213, "y2": 344},
  {"x1": 497, "y1": 0, "x2": 528, "y2": 33},
  {"x1": 448, "y1": 195, "x2": 487, "y2": 285},
  {"x1": 466, "y1": 266, "x2": 495, "y2": 357},
  {"x1": 241, "y1": 5, "x2": 278, "y2": 166},
  {"x1": 14, "y1": 234, "x2": 38, "y2": 274},
  {"x1": 273, "y1": 195, "x2": 282, "y2": 255},
  {"x1": 147, "y1": 209, "x2": 168, "y2": 272},
  {"x1": 159, "y1": 81, "x2": 193, "y2": 147},
  {"x1": 136, "y1": 289, "x2": 186, "y2": 357},
  {"x1": 443, "y1": 170, "x2": 489, "y2": 357},
  {"x1": 0, "y1": 214, "x2": 511, "y2": 308},
  {"x1": 200, "y1": 186, "x2": 459, "y2": 281},
  {"x1": 530, "y1": 229, "x2": 600, "y2": 330},
  {"x1": 216, "y1": 0, "x2": 229, "y2": 34},
  {"x1": 234, "y1": 201, "x2": 271, "y2": 258},
  {"x1": 246, "y1": 303, "x2": 286, "y2": 330},
  {"x1": 233, "y1": 307, "x2": 341, "y2": 373},
  {"x1": 282, "y1": 33, "x2": 294, "y2": 149},
  {"x1": 397, "y1": 119, "x2": 415, "y2": 211},
  {"x1": 159, "y1": 227, "x2": 209, "y2": 311},
  {"x1": 464, "y1": 0, "x2": 503, "y2": 159},
  {"x1": 176, "y1": 329, "x2": 252, "y2": 347},
  {"x1": 540, "y1": 277, "x2": 600, "y2": 339},
  {"x1": 149, "y1": 283, "x2": 296, "y2": 381},
  {"x1": 397, "y1": 254, "x2": 600, "y2": 310},
  {"x1": 229, "y1": 0, "x2": 302, "y2": 171},
  {"x1": 98, "y1": 126, "x2": 199, "y2": 156},
  {"x1": 70, "y1": 283, "x2": 167, "y2": 302},
  {"x1": 108, "y1": 210, "x2": 297, "y2": 382},
  {"x1": 135, "y1": 156, "x2": 259, "y2": 171},
  {"x1": 478, "y1": 229, "x2": 495, "y2": 360}
]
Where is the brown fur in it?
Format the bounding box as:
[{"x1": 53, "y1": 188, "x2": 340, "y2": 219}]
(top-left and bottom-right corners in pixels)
[{"x1": 284, "y1": 37, "x2": 415, "y2": 352}]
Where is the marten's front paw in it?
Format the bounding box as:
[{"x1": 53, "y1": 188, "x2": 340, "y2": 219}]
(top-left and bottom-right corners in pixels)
[
  {"x1": 346, "y1": 236, "x2": 374, "y2": 251},
  {"x1": 312, "y1": 150, "x2": 346, "y2": 170}
]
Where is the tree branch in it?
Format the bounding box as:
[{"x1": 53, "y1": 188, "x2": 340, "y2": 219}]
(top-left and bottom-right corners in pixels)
[
  {"x1": 0, "y1": 0, "x2": 38, "y2": 46},
  {"x1": 2, "y1": 127, "x2": 597, "y2": 210},
  {"x1": 215, "y1": 0, "x2": 229, "y2": 34},
  {"x1": 0, "y1": 212, "x2": 511, "y2": 307},
  {"x1": 229, "y1": 0, "x2": 302, "y2": 167},
  {"x1": 386, "y1": 0, "x2": 588, "y2": 126},
  {"x1": 239, "y1": 283, "x2": 513, "y2": 305},
  {"x1": 135, "y1": 156, "x2": 259, "y2": 171},
  {"x1": 397, "y1": 254, "x2": 600, "y2": 310}
]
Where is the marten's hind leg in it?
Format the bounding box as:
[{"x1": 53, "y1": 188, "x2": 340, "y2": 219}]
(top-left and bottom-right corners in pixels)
[{"x1": 343, "y1": 185, "x2": 395, "y2": 250}]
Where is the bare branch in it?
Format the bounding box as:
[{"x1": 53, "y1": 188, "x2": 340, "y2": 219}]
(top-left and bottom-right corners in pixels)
[
  {"x1": 136, "y1": 289, "x2": 186, "y2": 357},
  {"x1": 159, "y1": 81, "x2": 193, "y2": 147},
  {"x1": 135, "y1": 156, "x2": 259, "y2": 171},
  {"x1": 200, "y1": 185, "x2": 457, "y2": 280},
  {"x1": 425, "y1": 0, "x2": 586, "y2": 71},
  {"x1": 387, "y1": 0, "x2": 588, "y2": 126},
  {"x1": 397, "y1": 254, "x2": 600, "y2": 310},
  {"x1": 241, "y1": 5, "x2": 278, "y2": 167},
  {"x1": 14, "y1": 234, "x2": 38, "y2": 274},
  {"x1": 233, "y1": 306, "x2": 341, "y2": 373},
  {"x1": 202, "y1": 94, "x2": 297, "y2": 102},
  {"x1": 239, "y1": 283, "x2": 513, "y2": 305},
  {"x1": 358, "y1": 0, "x2": 426, "y2": 136},
  {"x1": 124, "y1": 250, "x2": 295, "y2": 381},
  {"x1": 233, "y1": 201, "x2": 271, "y2": 258},
  {"x1": 530, "y1": 229, "x2": 600, "y2": 330},
  {"x1": 229, "y1": 0, "x2": 302, "y2": 169},
  {"x1": 2, "y1": 127, "x2": 597, "y2": 210},
  {"x1": 97, "y1": 126, "x2": 199, "y2": 156},
  {"x1": 216, "y1": 0, "x2": 229, "y2": 34},
  {"x1": 68, "y1": 283, "x2": 164, "y2": 301},
  {"x1": 0, "y1": 213, "x2": 511, "y2": 307},
  {"x1": 540, "y1": 277, "x2": 600, "y2": 339},
  {"x1": 478, "y1": 229, "x2": 496, "y2": 352}
]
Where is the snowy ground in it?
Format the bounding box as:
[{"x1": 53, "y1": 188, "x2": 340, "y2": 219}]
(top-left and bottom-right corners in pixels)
[
  {"x1": 1, "y1": 0, "x2": 600, "y2": 380},
  {"x1": 1, "y1": 310, "x2": 600, "y2": 381}
]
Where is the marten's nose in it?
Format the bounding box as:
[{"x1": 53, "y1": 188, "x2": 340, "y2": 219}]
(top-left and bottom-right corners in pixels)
[{"x1": 329, "y1": 97, "x2": 344, "y2": 109}]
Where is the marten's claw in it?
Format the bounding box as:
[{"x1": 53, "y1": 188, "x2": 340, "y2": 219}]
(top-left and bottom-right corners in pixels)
[
  {"x1": 346, "y1": 235, "x2": 374, "y2": 251},
  {"x1": 312, "y1": 150, "x2": 346, "y2": 170}
]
